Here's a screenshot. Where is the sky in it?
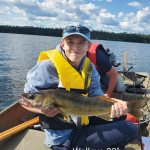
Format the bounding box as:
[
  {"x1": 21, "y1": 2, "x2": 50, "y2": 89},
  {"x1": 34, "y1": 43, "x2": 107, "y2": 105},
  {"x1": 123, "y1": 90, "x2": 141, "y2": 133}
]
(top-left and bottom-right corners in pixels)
[{"x1": 0, "y1": 0, "x2": 150, "y2": 34}]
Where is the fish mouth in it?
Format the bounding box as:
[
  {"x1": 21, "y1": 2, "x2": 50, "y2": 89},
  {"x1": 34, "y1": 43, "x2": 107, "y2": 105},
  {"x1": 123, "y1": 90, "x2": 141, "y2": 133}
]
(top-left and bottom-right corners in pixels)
[
  {"x1": 20, "y1": 94, "x2": 26, "y2": 100},
  {"x1": 21, "y1": 93, "x2": 35, "y2": 100},
  {"x1": 19, "y1": 95, "x2": 33, "y2": 107},
  {"x1": 20, "y1": 94, "x2": 27, "y2": 99}
]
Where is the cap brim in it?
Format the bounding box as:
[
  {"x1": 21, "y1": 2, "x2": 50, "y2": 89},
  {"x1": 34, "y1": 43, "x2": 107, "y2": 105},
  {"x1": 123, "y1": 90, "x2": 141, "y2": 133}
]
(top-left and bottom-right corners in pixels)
[{"x1": 62, "y1": 32, "x2": 90, "y2": 42}]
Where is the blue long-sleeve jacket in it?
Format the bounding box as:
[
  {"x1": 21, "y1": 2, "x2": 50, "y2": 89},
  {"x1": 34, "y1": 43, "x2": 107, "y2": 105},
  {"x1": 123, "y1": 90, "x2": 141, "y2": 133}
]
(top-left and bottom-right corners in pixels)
[{"x1": 24, "y1": 46, "x2": 104, "y2": 147}]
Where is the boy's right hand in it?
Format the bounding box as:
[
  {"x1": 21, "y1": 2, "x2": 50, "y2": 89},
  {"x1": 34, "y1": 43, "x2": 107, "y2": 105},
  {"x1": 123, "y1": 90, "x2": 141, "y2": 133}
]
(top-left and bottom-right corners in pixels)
[{"x1": 41, "y1": 108, "x2": 59, "y2": 117}]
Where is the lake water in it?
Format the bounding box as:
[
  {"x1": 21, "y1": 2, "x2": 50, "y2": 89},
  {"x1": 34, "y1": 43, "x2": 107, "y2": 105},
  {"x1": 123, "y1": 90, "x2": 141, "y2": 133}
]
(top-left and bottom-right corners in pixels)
[{"x1": 0, "y1": 33, "x2": 150, "y2": 111}]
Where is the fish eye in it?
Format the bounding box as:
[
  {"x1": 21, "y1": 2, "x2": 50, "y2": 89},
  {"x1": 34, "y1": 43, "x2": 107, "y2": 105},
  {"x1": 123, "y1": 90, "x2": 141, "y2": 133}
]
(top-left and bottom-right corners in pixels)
[{"x1": 28, "y1": 94, "x2": 35, "y2": 99}]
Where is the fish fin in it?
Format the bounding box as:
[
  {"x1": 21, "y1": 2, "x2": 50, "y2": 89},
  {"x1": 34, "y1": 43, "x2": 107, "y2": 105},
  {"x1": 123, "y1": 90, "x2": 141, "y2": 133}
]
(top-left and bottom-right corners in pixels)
[
  {"x1": 97, "y1": 112, "x2": 111, "y2": 121},
  {"x1": 59, "y1": 110, "x2": 71, "y2": 122}
]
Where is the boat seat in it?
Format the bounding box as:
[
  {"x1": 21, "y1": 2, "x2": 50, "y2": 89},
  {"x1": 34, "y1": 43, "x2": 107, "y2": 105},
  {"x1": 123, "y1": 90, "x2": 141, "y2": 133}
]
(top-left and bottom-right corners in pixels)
[
  {"x1": 1, "y1": 129, "x2": 50, "y2": 150},
  {"x1": 120, "y1": 71, "x2": 148, "y2": 88},
  {"x1": 125, "y1": 84, "x2": 147, "y2": 94}
]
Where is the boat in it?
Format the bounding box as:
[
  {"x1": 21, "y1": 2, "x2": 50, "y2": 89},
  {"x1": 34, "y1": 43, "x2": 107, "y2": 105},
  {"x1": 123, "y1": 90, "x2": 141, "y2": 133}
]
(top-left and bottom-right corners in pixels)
[
  {"x1": 0, "y1": 52, "x2": 150, "y2": 149},
  {"x1": 0, "y1": 101, "x2": 50, "y2": 149},
  {"x1": 0, "y1": 71, "x2": 150, "y2": 150}
]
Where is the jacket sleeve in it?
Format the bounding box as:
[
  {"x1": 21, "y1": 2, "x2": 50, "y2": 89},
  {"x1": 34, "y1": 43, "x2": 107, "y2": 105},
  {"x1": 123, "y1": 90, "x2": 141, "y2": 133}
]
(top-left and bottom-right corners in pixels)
[
  {"x1": 24, "y1": 60, "x2": 59, "y2": 93},
  {"x1": 96, "y1": 48, "x2": 112, "y2": 74},
  {"x1": 88, "y1": 64, "x2": 104, "y2": 97}
]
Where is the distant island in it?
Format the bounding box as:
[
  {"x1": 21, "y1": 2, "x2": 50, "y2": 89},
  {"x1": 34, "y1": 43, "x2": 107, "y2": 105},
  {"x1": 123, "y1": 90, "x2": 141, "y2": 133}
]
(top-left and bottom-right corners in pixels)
[{"x1": 0, "y1": 25, "x2": 150, "y2": 44}]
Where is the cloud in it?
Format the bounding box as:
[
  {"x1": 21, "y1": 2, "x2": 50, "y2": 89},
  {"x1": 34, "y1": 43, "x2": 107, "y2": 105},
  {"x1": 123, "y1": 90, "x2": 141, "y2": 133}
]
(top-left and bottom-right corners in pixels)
[
  {"x1": 118, "y1": 12, "x2": 125, "y2": 18},
  {"x1": 128, "y1": 1, "x2": 142, "y2": 7},
  {"x1": 119, "y1": 6, "x2": 150, "y2": 34},
  {"x1": 0, "y1": 0, "x2": 150, "y2": 34},
  {"x1": 14, "y1": 1, "x2": 57, "y2": 17},
  {"x1": 0, "y1": 6, "x2": 11, "y2": 15},
  {"x1": 80, "y1": 3, "x2": 96, "y2": 12},
  {"x1": 97, "y1": 9, "x2": 118, "y2": 26},
  {"x1": 36, "y1": 1, "x2": 97, "y2": 27},
  {"x1": 106, "y1": 0, "x2": 112, "y2": 2},
  {"x1": 137, "y1": 7, "x2": 150, "y2": 23}
]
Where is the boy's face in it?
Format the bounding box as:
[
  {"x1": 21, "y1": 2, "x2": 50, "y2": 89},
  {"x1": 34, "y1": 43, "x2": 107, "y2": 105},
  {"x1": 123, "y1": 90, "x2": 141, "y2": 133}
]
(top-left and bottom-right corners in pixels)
[{"x1": 61, "y1": 35, "x2": 91, "y2": 67}]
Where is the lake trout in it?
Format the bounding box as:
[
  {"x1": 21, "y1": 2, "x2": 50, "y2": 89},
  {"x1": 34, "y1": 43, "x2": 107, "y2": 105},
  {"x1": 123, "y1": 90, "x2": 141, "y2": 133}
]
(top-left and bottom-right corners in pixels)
[{"x1": 20, "y1": 89, "x2": 146, "y2": 119}]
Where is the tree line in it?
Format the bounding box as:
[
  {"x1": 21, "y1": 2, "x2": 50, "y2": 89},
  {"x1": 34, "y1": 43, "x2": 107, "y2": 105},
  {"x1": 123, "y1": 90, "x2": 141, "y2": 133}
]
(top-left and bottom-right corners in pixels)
[{"x1": 0, "y1": 25, "x2": 150, "y2": 44}]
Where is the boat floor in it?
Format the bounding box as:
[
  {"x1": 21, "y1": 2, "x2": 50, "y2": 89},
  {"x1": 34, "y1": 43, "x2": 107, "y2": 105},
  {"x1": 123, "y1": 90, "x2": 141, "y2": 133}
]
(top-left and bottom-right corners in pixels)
[
  {"x1": 1, "y1": 71, "x2": 150, "y2": 149},
  {"x1": 1, "y1": 129, "x2": 50, "y2": 150},
  {"x1": 1, "y1": 128, "x2": 142, "y2": 150}
]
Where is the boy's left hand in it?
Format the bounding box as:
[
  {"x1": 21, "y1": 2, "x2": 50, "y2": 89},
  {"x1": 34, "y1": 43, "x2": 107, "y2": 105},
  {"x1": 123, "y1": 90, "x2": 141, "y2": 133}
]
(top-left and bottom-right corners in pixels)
[{"x1": 110, "y1": 98, "x2": 128, "y2": 118}]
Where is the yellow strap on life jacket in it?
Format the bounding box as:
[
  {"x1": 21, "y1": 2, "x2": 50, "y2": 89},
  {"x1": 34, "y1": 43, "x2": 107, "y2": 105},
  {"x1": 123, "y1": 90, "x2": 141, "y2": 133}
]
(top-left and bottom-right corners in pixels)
[{"x1": 81, "y1": 116, "x2": 89, "y2": 125}]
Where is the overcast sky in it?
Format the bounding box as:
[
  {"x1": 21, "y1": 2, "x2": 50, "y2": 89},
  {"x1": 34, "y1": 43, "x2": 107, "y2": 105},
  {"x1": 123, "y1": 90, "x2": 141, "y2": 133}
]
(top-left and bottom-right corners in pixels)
[{"x1": 0, "y1": 0, "x2": 150, "y2": 34}]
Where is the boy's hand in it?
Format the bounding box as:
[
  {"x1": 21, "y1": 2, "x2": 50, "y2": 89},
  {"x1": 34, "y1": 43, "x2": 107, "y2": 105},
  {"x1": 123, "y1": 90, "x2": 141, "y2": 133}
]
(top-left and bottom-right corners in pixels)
[{"x1": 110, "y1": 99, "x2": 128, "y2": 118}]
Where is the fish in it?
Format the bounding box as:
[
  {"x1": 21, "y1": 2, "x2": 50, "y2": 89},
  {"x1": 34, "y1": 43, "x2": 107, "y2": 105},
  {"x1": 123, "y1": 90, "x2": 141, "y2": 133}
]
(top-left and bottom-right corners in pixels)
[{"x1": 19, "y1": 89, "x2": 147, "y2": 119}]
